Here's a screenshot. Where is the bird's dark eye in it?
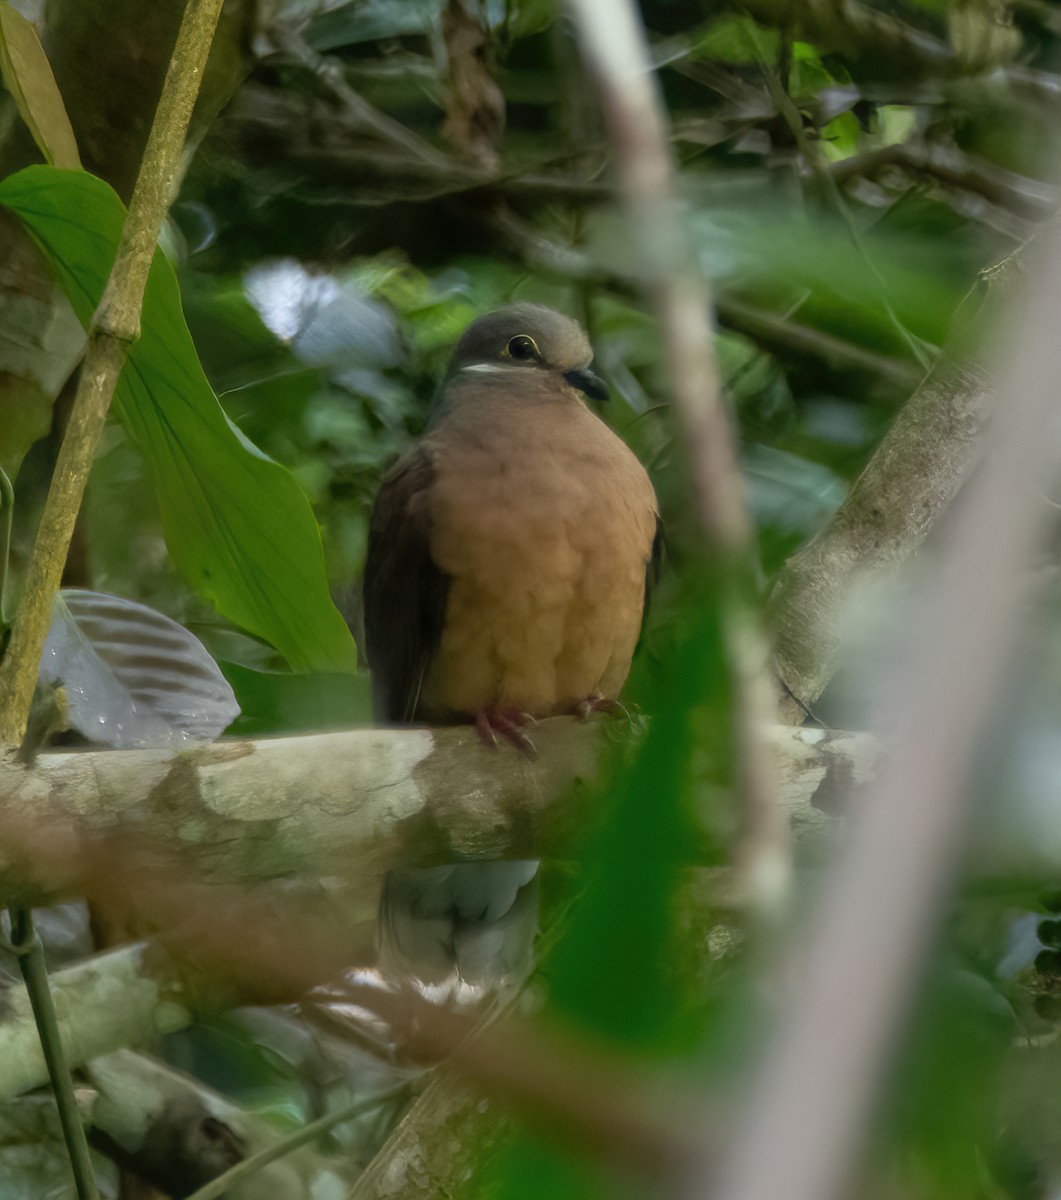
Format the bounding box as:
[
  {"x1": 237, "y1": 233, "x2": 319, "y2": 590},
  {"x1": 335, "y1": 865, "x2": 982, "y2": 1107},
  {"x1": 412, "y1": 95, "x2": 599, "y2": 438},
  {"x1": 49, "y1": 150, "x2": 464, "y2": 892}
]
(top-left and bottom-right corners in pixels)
[{"x1": 506, "y1": 334, "x2": 539, "y2": 362}]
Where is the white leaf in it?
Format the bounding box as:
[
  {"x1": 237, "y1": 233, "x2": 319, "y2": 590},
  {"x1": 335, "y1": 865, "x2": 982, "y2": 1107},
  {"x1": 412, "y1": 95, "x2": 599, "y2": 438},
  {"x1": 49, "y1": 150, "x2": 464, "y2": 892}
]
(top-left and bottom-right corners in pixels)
[{"x1": 40, "y1": 589, "x2": 239, "y2": 748}]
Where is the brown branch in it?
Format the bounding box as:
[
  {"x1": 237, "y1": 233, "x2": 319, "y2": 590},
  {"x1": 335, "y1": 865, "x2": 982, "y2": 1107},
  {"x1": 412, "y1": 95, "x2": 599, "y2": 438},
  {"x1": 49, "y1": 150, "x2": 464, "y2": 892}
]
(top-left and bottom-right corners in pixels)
[
  {"x1": 0, "y1": 883, "x2": 694, "y2": 1184},
  {"x1": 566, "y1": 0, "x2": 785, "y2": 915}
]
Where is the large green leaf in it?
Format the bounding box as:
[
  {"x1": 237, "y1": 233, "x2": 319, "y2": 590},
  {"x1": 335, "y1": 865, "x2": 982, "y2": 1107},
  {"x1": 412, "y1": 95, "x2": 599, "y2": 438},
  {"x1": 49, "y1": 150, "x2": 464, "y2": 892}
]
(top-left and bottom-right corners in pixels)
[{"x1": 0, "y1": 166, "x2": 358, "y2": 673}]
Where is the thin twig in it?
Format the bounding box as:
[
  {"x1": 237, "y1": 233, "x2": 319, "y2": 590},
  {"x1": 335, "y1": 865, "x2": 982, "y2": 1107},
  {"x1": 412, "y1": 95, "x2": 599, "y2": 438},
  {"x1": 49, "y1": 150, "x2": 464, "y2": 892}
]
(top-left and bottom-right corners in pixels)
[
  {"x1": 0, "y1": 466, "x2": 12, "y2": 626},
  {"x1": 0, "y1": 0, "x2": 224, "y2": 747},
  {"x1": 184, "y1": 1085, "x2": 410, "y2": 1200},
  {"x1": 332, "y1": 982, "x2": 697, "y2": 1180},
  {"x1": 5, "y1": 907, "x2": 99, "y2": 1200},
  {"x1": 271, "y1": 28, "x2": 459, "y2": 175},
  {"x1": 708, "y1": 224, "x2": 1061, "y2": 1200},
  {"x1": 565, "y1": 0, "x2": 786, "y2": 916},
  {"x1": 0, "y1": 799, "x2": 696, "y2": 1177},
  {"x1": 761, "y1": 60, "x2": 935, "y2": 372}
]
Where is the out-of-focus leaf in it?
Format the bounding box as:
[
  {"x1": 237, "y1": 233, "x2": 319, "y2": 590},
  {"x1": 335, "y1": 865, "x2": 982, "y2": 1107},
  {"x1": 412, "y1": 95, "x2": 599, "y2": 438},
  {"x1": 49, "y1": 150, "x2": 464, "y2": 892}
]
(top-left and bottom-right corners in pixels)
[
  {"x1": 877, "y1": 104, "x2": 919, "y2": 146},
  {"x1": 886, "y1": 962, "x2": 1015, "y2": 1198},
  {"x1": 244, "y1": 259, "x2": 402, "y2": 369},
  {"x1": 0, "y1": 166, "x2": 359, "y2": 673},
  {"x1": 0, "y1": 3, "x2": 80, "y2": 169},
  {"x1": 483, "y1": 596, "x2": 731, "y2": 1200},
  {"x1": 485, "y1": 0, "x2": 556, "y2": 39},
  {"x1": 694, "y1": 13, "x2": 779, "y2": 64},
  {"x1": 742, "y1": 443, "x2": 845, "y2": 537},
  {"x1": 789, "y1": 40, "x2": 846, "y2": 104},
  {"x1": 0, "y1": 375, "x2": 53, "y2": 483},
  {"x1": 716, "y1": 330, "x2": 793, "y2": 428},
  {"x1": 221, "y1": 661, "x2": 372, "y2": 737},
  {"x1": 544, "y1": 603, "x2": 727, "y2": 1046},
  {"x1": 306, "y1": 0, "x2": 444, "y2": 49},
  {"x1": 40, "y1": 589, "x2": 239, "y2": 748},
  {"x1": 819, "y1": 110, "x2": 862, "y2": 161}
]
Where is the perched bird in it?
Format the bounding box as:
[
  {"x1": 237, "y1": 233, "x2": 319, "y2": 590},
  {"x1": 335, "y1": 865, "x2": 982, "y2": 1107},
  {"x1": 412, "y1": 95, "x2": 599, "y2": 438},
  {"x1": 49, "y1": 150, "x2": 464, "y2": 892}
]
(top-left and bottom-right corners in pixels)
[{"x1": 363, "y1": 303, "x2": 660, "y2": 988}]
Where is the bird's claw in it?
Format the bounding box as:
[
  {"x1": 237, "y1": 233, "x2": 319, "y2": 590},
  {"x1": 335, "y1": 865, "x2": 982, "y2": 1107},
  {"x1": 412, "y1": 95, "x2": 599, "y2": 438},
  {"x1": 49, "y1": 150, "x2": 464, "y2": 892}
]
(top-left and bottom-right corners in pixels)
[
  {"x1": 575, "y1": 694, "x2": 628, "y2": 722},
  {"x1": 475, "y1": 709, "x2": 538, "y2": 758}
]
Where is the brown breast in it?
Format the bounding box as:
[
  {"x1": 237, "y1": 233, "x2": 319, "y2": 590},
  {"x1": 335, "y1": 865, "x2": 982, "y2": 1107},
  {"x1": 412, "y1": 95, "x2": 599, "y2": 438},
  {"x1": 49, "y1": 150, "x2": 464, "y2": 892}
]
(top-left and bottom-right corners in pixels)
[{"x1": 420, "y1": 371, "x2": 658, "y2": 719}]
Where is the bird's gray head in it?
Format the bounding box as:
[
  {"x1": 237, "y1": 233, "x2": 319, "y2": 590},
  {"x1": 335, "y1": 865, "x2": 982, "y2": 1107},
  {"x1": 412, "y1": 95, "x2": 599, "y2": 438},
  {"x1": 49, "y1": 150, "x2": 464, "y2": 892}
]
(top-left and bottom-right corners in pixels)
[{"x1": 448, "y1": 303, "x2": 608, "y2": 402}]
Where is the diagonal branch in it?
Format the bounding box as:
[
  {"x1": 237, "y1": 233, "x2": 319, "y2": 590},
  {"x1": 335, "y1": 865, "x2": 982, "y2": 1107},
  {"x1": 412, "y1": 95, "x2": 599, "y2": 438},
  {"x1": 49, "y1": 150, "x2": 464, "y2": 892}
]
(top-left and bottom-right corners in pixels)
[
  {"x1": 0, "y1": 0, "x2": 224, "y2": 748},
  {"x1": 770, "y1": 333, "x2": 995, "y2": 723}
]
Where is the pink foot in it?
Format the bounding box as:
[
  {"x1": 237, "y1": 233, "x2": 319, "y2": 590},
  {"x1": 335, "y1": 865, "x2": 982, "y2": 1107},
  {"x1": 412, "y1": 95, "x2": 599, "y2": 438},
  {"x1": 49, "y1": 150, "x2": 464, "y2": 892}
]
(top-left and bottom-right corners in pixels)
[
  {"x1": 575, "y1": 694, "x2": 629, "y2": 722},
  {"x1": 475, "y1": 708, "x2": 538, "y2": 757}
]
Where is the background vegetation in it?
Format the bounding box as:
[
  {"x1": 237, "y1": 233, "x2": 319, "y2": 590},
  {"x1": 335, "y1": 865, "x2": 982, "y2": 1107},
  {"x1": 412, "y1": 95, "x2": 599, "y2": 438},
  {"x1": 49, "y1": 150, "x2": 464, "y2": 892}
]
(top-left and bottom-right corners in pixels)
[{"x1": 0, "y1": 1, "x2": 1059, "y2": 1198}]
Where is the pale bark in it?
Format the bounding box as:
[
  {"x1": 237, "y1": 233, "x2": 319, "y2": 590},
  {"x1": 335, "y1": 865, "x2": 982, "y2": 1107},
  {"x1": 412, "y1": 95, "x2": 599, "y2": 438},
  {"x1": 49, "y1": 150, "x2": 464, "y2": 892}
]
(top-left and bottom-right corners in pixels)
[
  {"x1": 347, "y1": 1069, "x2": 506, "y2": 1200},
  {"x1": 0, "y1": 720, "x2": 874, "y2": 1195},
  {"x1": 85, "y1": 1049, "x2": 344, "y2": 1199},
  {"x1": 0, "y1": 1046, "x2": 345, "y2": 1198},
  {"x1": 0, "y1": 944, "x2": 190, "y2": 1101},
  {"x1": 0, "y1": 722, "x2": 872, "y2": 911},
  {"x1": 771, "y1": 353, "x2": 994, "y2": 722}
]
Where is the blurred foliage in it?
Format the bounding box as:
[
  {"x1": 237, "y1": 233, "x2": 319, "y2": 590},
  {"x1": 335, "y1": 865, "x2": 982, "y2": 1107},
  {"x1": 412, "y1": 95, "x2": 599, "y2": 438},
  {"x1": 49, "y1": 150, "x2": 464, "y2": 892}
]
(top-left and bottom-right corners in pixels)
[
  {"x1": 0, "y1": 166, "x2": 357, "y2": 673},
  {"x1": 2, "y1": 0, "x2": 1061, "y2": 1197}
]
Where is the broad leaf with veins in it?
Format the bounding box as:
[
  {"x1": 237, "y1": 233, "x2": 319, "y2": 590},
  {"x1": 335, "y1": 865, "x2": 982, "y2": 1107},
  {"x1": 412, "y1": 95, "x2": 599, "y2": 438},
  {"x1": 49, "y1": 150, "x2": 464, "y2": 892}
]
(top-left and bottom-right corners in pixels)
[{"x1": 40, "y1": 589, "x2": 239, "y2": 748}]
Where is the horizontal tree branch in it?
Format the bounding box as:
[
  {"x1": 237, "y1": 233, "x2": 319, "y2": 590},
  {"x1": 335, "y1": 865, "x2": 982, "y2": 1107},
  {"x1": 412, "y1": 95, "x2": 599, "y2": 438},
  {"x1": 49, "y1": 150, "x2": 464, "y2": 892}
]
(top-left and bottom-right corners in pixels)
[
  {"x1": 1, "y1": 721, "x2": 872, "y2": 909},
  {"x1": 0, "y1": 721, "x2": 876, "y2": 1099}
]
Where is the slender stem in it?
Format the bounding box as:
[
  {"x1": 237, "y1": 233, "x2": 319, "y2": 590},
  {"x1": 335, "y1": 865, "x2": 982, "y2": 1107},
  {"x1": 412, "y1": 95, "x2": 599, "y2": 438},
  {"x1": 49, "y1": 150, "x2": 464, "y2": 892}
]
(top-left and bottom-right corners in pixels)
[
  {"x1": 565, "y1": 0, "x2": 787, "y2": 915},
  {"x1": 7, "y1": 907, "x2": 99, "y2": 1200},
  {"x1": 0, "y1": 466, "x2": 12, "y2": 626},
  {"x1": 0, "y1": 0, "x2": 224, "y2": 748},
  {"x1": 184, "y1": 1086, "x2": 409, "y2": 1200}
]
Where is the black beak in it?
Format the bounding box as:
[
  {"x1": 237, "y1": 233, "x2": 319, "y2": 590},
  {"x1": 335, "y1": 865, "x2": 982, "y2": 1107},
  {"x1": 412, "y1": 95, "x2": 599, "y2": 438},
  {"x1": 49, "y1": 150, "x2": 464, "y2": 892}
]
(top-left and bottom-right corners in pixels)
[{"x1": 563, "y1": 366, "x2": 609, "y2": 403}]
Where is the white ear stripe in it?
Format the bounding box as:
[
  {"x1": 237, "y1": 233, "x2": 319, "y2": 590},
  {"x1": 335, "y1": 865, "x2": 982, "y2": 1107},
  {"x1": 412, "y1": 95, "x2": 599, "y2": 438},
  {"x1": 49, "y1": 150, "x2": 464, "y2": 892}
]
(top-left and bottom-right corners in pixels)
[{"x1": 460, "y1": 362, "x2": 521, "y2": 375}]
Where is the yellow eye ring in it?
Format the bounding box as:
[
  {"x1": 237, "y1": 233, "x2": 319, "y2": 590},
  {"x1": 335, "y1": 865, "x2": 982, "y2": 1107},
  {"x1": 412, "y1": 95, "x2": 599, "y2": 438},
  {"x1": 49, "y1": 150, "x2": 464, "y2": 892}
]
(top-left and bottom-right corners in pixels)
[{"x1": 506, "y1": 334, "x2": 539, "y2": 361}]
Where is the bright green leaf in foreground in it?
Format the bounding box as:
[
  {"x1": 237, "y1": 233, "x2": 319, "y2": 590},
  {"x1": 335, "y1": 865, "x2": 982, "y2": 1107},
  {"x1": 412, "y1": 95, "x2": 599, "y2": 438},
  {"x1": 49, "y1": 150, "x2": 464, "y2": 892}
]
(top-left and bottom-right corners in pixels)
[
  {"x1": 481, "y1": 587, "x2": 732, "y2": 1199},
  {"x1": 0, "y1": 166, "x2": 358, "y2": 673}
]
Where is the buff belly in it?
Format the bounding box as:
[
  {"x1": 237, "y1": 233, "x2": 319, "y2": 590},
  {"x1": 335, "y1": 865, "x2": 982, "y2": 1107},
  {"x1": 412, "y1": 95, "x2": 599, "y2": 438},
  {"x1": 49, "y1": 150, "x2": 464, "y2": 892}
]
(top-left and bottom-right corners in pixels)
[{"x1": 419, "y1": 417, "x2": 656, "y2": 720}]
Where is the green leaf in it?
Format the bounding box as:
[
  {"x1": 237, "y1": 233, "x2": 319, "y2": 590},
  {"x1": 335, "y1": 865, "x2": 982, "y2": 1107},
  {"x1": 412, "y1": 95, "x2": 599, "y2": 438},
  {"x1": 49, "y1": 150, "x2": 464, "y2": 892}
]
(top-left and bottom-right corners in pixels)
[
  {"x1": 0, "y1": 373, "x2": 54, "y2": 482},
  {"x1": 220, "y1": 662, "x2": 372, "y2": 737},
  {"x1": 543, "y1": 600, "x2": 726, "y2": 1048},
  {"x1": 482, "y1": 593, "x2": 732, "y2": 1199},
  {"x1": 0, "y1": 4, "x2": 80, "y2": 169},
  {"x1": 694, "y1": 13, "x2": 780, "y2": 64},
  {"x1": 0, "y1": 166, "x2": 358, "y2": 673}
]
